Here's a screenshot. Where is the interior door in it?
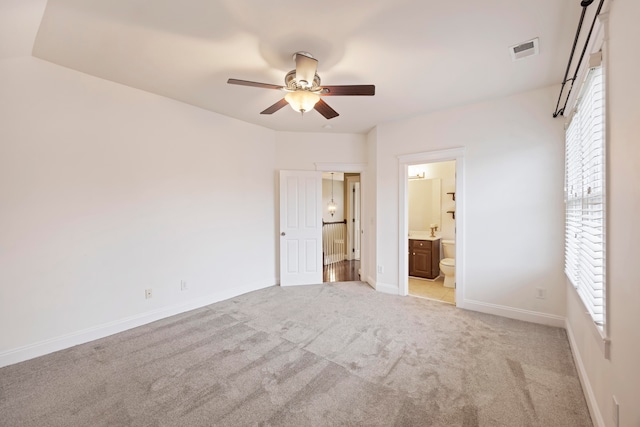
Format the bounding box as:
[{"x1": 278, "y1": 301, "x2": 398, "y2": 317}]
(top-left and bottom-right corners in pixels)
[{"x1": 279, "y1": 170, "x2": 323, "y2": 286}]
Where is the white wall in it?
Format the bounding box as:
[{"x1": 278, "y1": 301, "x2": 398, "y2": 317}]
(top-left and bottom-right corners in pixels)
[
  {"x1": 374, "y1": 85, "x2": 567, "y2": 321},
  {"x1": 408, "y1": 178, "x2": 440, "y2": 233},
  {"x1": 408, "y1": 161, "x2": 456, "y2": 240},
  {"x1": 274, "y1": 131, "x2": 367, "y2": 170},
  {"x1": 565, "y1": 0, "x2": 640, "y2": 425},
  {"x1": 0, "y1": 51, "x2": 369, "y2": 365},
  {"x1": 0, "y1": 0, "x2": 47, "y2": 60},
  {"x1": 322, "y1": 177, "x2": 345, "y2": 223},
  {"x1": 0, "y1": 57, "x2": 277, "y2": 365}
]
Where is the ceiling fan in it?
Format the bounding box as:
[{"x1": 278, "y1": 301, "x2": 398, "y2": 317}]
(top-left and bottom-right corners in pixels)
[{"x1": 227, "y1": 52, "x2": 375, "y2": 119}]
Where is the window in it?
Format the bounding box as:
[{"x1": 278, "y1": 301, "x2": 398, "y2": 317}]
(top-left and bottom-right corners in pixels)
[{"x1": 565, "y1": 63, "x2": 606, "y2": 329}]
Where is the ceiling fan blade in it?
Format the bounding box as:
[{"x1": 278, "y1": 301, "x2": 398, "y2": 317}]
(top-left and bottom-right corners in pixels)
[
  {"x1": 260, "y1": 98, "x2": 289, "y2": 115},
  {"x1": 321, "y1": 85, "x2": 375, "y2": 96},
  {"x1": 314, "y1": 99, "x2": 339, "y2": 119},
  {"x1": 227, "y1": 78, "x2": 282, "y2": 90},
  {"x1": 295, "y1": 53, "x2": 318, "y2": 88}
]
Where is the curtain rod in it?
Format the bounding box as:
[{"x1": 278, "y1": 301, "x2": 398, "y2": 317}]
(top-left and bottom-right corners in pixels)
[{"x1": 552, "y1": 0, "x2": 605, "y2": 118}]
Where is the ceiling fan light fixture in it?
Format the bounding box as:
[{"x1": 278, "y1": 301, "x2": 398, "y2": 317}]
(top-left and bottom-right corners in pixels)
[{"x1": 285, "y1": 90, "x2": 320, "y2": 114}]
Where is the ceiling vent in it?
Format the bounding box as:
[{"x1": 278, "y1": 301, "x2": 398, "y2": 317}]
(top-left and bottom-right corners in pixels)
[{"x1": 509, "y1": 37, "x2": 539, "y2": 61}]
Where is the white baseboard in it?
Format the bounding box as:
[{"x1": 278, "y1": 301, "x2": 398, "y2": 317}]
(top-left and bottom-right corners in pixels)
[
  {"x1": 565, "y1": 320, "x2": 605, "y2": 427},
  {"x1": 0, "y1": 279, "x2": 274, "y2": 368},
  {"x1": 463, "y1": 299, "x2": 566, "y2": 328},
  {"x1": 375, "y1": 281, "x2": 399, "y2": 295}
]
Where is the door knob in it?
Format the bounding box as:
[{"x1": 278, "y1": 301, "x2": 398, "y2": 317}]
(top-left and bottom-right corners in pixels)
[{"x1": 281, "y1": 232, "x2": 286, "y2": 236}]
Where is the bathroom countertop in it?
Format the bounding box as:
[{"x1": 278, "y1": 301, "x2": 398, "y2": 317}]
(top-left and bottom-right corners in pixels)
[{"x1": 408, "y1": 233, "x2": 441, "y2": 241}]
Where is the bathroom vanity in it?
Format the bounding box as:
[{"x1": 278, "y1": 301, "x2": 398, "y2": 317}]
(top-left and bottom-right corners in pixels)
[{"x1": 409, "y1": 237, "x2": 441, "y2": 279}]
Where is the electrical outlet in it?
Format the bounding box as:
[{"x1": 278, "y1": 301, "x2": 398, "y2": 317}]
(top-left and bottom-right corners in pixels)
[
  {"x1": 180, "y1": 280, "x2": 188, "y2": 291},
  {"x1": 536, "y1": 288, "x2": 546, "y2": 299},
  {"x1": 145, "y1": 288, "x2": 152, "y2": 299},
  {"x1": 612, "y1": 396, "x2": 619, "y2": 427},
  {"x1": 377, "y1": 265, "x2": 384, "y2": 274}
]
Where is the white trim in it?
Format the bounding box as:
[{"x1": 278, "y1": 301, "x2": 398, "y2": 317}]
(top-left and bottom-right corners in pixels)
[
  {"x1": 0, "y1": 279, "x2": 274, "y2": 368},
  {"x1": 398, "y1": 147, "x2": 465, "y2": 306},
  {"x1": 365, "y1": 276, "x2": 376, "y2": 290},
  {"x1": 567, "y1": 278, "x2": 611, "y2": 358},
  {"x1": 365, "y1": 277, "x2": 376, "y2": 288},
  {"x1": 375, "y1": 281, "x2": 400, "y2": 295},
  {"x1": 397, "y1": 147, "x2": 465, "y2": 164},
  {"x1": 599, "y1": 10, "x2": 611, "y2": 343},
  {"x1": 399, "y1": 162, "x2": 408, "y2": 296},
  {"x1": 463, "y1": 299, "x2": 566, "y2": 328},
  {"x1": 345, "y1": 175, "x2": 361, "y2": 261},
  {"x1": 565, "y1": 319, "x2": 606, "y2": 427}
]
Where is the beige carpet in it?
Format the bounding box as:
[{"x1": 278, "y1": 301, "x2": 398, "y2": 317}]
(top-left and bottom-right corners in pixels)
[{"x1": 0, "y1": 282, "x2": 591, "y2": 426}]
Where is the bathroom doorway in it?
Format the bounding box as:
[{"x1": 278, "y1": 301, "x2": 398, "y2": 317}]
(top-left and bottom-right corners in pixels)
[
  {"x1": 398, "y1": 148, "x2": 465, "y2": 306},
  {"x1": 407, "y1": 161, "x2": 456, "y2": 304}
]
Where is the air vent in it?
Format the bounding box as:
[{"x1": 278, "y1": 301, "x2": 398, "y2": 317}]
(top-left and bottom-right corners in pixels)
[{"x1": 509, "y1": 37, "x2": 539, "y2": 61}]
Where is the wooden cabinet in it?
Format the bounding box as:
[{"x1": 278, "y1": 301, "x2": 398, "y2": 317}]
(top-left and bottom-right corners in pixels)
[{"x1": 409, "y1": 238, "x2": 440, "y2": 279}]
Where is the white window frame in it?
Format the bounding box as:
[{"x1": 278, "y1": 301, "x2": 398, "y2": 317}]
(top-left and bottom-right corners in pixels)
[
  {"x1": 563, "y1": 11, "x2": 610, "y2": 348},
  {"x1": 565, "y1": 63, "x2": 606, "y2": 330}
]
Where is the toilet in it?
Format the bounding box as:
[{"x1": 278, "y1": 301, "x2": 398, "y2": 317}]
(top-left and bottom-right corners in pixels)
[{"x1": 440, "y1": 239, "x2": 455, "y2": 288}]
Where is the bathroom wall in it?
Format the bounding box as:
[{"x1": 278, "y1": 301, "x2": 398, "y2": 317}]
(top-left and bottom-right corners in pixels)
[
  {"x1": 408, "y1": 161, "x2": 456, "y2": 240},
  {"x1": 408, "y1": 178, "x2": 440, "y2": 233}
]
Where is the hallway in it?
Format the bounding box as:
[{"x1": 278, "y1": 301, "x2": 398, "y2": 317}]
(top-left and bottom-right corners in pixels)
[{"x1": 323, "y1": 260, "x2": 360, "y2": 283}]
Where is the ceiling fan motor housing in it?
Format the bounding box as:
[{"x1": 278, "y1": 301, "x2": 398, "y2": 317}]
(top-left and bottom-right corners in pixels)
[{"x1": 284, "y1": 70, "x2": 321, "y2": 91}]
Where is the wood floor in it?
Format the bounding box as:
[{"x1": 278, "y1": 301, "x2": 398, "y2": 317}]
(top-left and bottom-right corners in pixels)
[{"x1": 323, "y1": 260, "x2": 360, "y2": 282}]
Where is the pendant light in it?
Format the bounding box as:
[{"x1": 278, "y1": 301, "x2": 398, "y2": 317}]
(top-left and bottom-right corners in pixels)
[{"x1": 328, "y1": 173, "x2": 337, "y2": 217}]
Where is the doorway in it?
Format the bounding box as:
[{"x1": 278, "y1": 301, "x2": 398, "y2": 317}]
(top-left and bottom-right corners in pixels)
[
  {"x1": 398, "y1": 148, "x2": 465, "y2": 305},
  {"x1": 407, "y1": 161, "x2": 456, "y2": 304},
  {"x1": 278, "y1": 164, "x2": 367, "y2": 287},
  {"x1": 322, "y1": 172, "x2": 361, "y2": 283}
]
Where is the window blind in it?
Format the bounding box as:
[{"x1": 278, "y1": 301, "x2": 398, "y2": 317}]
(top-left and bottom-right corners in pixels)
[{"x1": 565, "y1": 65, "x2": 606, "y2": 328}]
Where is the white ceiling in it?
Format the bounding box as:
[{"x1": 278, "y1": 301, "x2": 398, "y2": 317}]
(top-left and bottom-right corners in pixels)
[{"x1": 29, "y1": 0, "x2": 582, "y2": 134}]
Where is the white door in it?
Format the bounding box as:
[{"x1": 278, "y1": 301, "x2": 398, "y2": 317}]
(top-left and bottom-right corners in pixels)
[{"x1": 279, "y1": 170, "x2": 323, "y2": 286}]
